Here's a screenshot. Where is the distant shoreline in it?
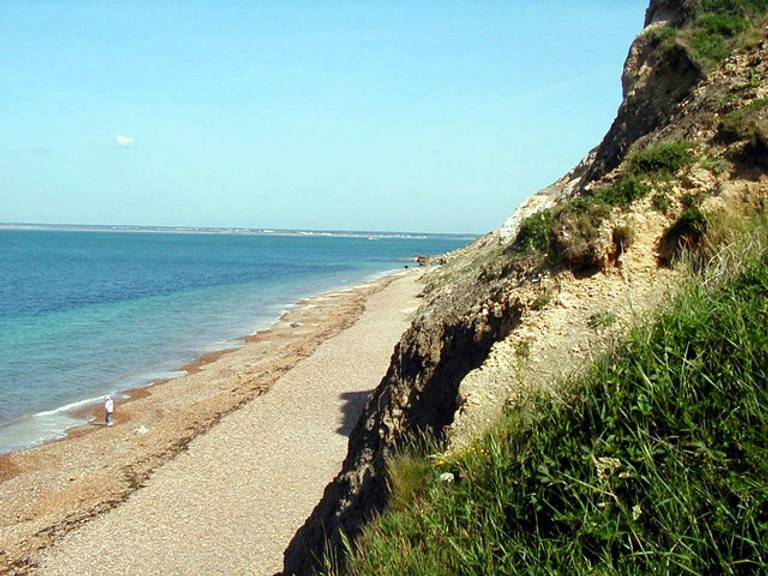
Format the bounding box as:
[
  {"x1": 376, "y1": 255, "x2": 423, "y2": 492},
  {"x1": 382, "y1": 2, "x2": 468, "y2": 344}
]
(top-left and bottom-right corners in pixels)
[{"x1": 0, "y1": 222, "x2": 479, "y2": 241}]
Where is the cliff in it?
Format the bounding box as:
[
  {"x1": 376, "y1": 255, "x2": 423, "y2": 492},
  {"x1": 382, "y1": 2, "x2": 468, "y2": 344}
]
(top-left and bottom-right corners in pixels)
[{"x1": 283, "y1": 2, "x2": 768, "y2": 573}]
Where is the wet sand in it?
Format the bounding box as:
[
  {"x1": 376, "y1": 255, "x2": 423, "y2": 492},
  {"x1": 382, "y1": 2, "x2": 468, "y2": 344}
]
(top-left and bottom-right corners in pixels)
[{"x1": 0, "y1": 270, "x2": 422, "y2": 575}]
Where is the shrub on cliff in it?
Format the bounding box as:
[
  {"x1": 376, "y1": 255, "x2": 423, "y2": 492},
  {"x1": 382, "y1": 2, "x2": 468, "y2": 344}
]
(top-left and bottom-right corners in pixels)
[
  {"x1": 719, "y1": 100, "x2": 768, "y2": 167},
  {"x1": 684, "y1": 0, "x2": 768, "y2": 67},
  {"x1": 549, "y1": 173, "x2": 652, "y2": 269},
  {"x1": 594, "y1": 174, "x2": 650, "y2": 205},
  {"x1": 700, "y1": 0, "x2": 768, "y2": 17},
  {"x1": 658, "y1": 206, "x2": 709, "y2": 265},
  {"x1": 628, "y1": 141, "x2": 696, "y2": 176},
  {"x1": 515, "y1": 209, "x2": 553, "y2": 253},
  {"x1": 550, "y1": 200, "x2": 611, "y2": 269}
]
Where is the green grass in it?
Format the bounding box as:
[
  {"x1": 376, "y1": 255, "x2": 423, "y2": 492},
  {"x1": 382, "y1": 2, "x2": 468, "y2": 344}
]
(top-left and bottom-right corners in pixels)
[
  {"x1": 336, "y1": 222, "x2": 768, "y2": 576},
  {"x1": 629, "y1": 142, "x2": 697, "y2": 176},
  {"x1": 698, "y1": 13, "x2": 748, "y2": 37},
  {"x1": 594, "y1": 174, "x2": 650, "y2": 206},
  {"x1": 644, "y1": 24, "x2": 677, "y2": 48},
  {"x1": 719, "y1": 99, "x2": 768, "y2": 144},
  {"x1": 652, "y1": 193, "x2": 671, "y2": 213},
  {"x1": 515, "y1": 209, "x2": 553, "y2": 252},
  {"x1": 684, "y1": 0, "x2": 768, "y2": 68},
  {"x1": 688, "y1": 21, "x2": 738, "y2": 67},
  {"x1": 531, "y1": 293, "x2": 552, "y2": 311},
  {"x1": 700, "y1": 0, "x2": 768, "y2": 16},
  {"x1": 587, "y1": 310, "x2": 617, "y2": 329},
  {"x1": 746, "y1": 98, "x2": 768, "y2": 112},
  {"x1": 642, "y1": 1, "x2": 767, "y2": 66}
]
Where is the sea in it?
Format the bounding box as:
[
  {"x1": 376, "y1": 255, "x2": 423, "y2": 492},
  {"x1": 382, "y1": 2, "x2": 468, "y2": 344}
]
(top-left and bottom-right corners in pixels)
[{"x1": 0, "y1": 227, "x2": 471, "y2": 454}]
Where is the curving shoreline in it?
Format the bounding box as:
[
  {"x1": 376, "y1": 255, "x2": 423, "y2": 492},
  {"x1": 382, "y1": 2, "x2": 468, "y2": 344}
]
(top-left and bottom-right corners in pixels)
[
  {"x1": 0, "y1": 269, "x2": 421, "y2": 574},
  {"x1": 0, "y1": 268, "x2": 405, "y2": 457}
]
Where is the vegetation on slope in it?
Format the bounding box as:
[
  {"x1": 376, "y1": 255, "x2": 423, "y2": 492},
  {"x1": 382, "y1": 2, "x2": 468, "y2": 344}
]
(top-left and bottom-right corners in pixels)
[
  {"x1": 647, "y1": 0, "x2": 768, "y2": 69},
  {"x1": 514, "y1": 140, "x2": 699, "y2": 268},
  {"x1": 331, "y1": 217, "x2": 768, "y2": 575}
]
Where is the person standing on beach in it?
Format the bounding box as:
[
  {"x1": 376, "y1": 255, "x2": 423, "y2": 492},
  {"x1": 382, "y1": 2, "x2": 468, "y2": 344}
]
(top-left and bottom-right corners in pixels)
[{"x1": 104, "y1": 396, "x2": 114, "y2": 427}]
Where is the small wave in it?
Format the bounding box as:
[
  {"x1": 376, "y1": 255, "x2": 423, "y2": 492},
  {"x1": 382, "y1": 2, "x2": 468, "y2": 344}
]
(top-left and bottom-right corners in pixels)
[
  {"x1": 198, "y1": 339, "x2": 245, "y2": 353},
  {"x1": 0, "y1": 411, "x2": 88, "y2": 454},
  {"x1": 35, "y1": 394, "x2": 107, "y2": 417}
]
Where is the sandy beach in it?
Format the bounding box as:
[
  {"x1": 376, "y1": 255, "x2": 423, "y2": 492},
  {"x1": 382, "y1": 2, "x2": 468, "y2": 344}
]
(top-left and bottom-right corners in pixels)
[{"x1": 0, "y1": 270, "x2": 423, "y2": 575}]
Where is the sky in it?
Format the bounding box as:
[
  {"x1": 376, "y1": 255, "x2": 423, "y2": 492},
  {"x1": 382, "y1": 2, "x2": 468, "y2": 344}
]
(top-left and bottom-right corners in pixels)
[{"x1": 1, "y1": 1, "x2": 648, "y2": 234}]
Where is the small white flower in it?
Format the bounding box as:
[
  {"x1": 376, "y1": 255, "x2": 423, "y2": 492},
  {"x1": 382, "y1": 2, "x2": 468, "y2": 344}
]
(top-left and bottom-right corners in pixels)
[
  {"x1": 592, "y1": 455, "x2": 622, "y2": 483},
  {"x1": 439, "y1": 472, "x2": 455, "y2": 483}
]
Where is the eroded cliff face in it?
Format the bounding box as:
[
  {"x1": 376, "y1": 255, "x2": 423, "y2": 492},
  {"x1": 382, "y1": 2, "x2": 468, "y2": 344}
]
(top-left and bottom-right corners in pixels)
[
  {"x1": 644, "y1": 0, "x2": 697, "y2": 27},
  {"x1": 282, "y1": 1, "x2": 767, "y2": 573},
  {"x1": 580, "y1": 1, "x2": 704, "y2": 185}
]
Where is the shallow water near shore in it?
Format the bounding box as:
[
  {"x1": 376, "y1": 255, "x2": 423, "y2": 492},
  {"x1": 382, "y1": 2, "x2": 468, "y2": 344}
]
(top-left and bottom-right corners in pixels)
[{"x1": 0, "y1": 228, "x2": 467, "y2": 453}]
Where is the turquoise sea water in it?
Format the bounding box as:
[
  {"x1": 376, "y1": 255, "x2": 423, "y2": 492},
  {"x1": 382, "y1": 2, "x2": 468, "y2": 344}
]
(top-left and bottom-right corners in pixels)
[{"x1": 0, "y1": 228, "x2": 469, "y2": 453}]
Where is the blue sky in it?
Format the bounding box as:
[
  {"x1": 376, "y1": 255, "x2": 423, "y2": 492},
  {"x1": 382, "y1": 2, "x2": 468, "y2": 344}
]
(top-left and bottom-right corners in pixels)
[{"x1": 1, "y1": 1, "x2": 647, "y2": 234}]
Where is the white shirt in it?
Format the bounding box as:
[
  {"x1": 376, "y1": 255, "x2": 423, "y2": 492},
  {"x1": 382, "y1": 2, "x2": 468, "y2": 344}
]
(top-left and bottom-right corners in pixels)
[{"x1": 105, "y1": 398, "x2": 114, "y2": 413}]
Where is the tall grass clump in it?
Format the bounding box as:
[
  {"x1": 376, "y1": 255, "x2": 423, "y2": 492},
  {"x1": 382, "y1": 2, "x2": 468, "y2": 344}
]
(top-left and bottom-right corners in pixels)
[
  {"x1": 593, "y1": 174, "x2": 650, "y2": 206},
  {"x1": 686, "y1": 0, "x2": 768, "y2": 67},
  {"x1": 337, "y1": 220, "x2": 768, "y2": 576},
  {"x1": 515, "y1": 209, "x2": 553, "y2": 253},
  {"x1": 700, "y1": 0, "x2": 768, "y2": 17},
  {"x1": 644, "y1": 24, "x2": 677, "y2": 48},
  {"x1": 629, "y1": 141, "x2": 697, "y2": 176},
  {"x1": 719, "y1": 99, "x2": 768, "y2": 145}
]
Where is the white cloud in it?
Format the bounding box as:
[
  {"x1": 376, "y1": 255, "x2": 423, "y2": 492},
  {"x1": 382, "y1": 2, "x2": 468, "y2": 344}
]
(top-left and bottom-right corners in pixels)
[{"x1": 113, "y1": 133, "x2": 135, "y2": 147}]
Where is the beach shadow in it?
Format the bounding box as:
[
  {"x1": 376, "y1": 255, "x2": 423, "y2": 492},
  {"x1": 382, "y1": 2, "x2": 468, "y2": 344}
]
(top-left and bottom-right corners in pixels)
[{"x1": 336, "y1": 390, "x2": 372, "y2": 437}]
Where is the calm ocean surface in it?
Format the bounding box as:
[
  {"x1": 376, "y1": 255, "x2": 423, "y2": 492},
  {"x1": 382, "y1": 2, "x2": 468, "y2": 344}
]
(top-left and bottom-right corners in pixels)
[{"x1": 0, "y1": 229, "x2": 469, "y2": 453}]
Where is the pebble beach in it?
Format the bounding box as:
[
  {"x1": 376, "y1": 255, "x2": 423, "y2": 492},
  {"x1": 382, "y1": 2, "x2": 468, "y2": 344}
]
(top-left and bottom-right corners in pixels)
[{"x1": 0, "y1": 270, "x2": 423, "y2": 575}]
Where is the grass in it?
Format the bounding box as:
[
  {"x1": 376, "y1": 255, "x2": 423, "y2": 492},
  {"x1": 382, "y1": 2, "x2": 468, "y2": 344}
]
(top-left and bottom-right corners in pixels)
[
  {"x1": 700, "y1": 0, "x2": 768, "y2": 16},
  {"x1": 628, "y1": 142, "x2": 697, "y2": 176},
  {"x1": 587, "y1": 310, "x2": 617, "y2": 329},
  {"x1": 637, "y1": 1, "x2": 768, "y2": 71},
  {"x1": 515, "y1": 209, "x2": 553, "y2": 253},
  {"x1": 531, "y1": 293, "x2": 552, "y2": 311},
  {"x1": 334, "y1": 217, "x2": 768, "y2": 576},
  {"x1": 719, "y1": 99, "x2": 768, "y2": 143},
  {"x1": 644, "y1": 24, "x2": 677, "y2": 49},
  {"x1": 638, "y1": 1, "x2": 768, "y2": 70},
  {"x1": 699, "y1": 150, "x2": 729, "y2": 174},
  {"x1": 652, "y1": 192, "x2": 671, "y2": 213},
  {"x1": 684, "y1": 1, "x2": 768, "y2": 68},
  {"x1": 593, "y1": 174, "x2": 650, "y2": 206},
  {"x1": 544, "y1": 141, "x2": 693, "y2": 267}
]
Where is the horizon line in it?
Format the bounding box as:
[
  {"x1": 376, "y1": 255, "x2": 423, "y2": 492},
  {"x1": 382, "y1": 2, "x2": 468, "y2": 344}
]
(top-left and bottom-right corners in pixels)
[{"x1": 0, "y1": 221, "x2": 481, "y2": 239}]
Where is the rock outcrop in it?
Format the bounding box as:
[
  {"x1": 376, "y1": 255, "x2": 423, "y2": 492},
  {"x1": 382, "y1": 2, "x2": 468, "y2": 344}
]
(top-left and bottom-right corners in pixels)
[
  {"x1": 644, "y1": 0, "x2": 697, "y2": 27},
  {"x1": 580, "y1": 3, "x2": 704, "y2": 185}
]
